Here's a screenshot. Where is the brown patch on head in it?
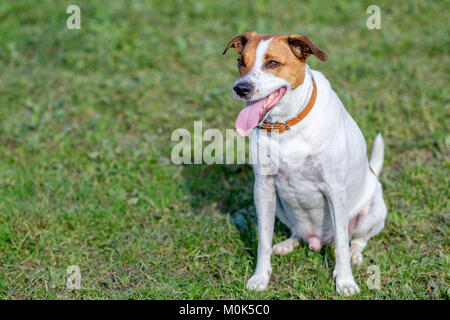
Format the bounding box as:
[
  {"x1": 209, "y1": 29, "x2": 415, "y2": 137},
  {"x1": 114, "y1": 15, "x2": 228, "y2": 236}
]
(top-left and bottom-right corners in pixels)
[
  {"x1": 263, "y1": 35, "x2": 327, "y2": 89},
  {"x1": 262, "y1": 36, "x2": 307, "y2": 89}
]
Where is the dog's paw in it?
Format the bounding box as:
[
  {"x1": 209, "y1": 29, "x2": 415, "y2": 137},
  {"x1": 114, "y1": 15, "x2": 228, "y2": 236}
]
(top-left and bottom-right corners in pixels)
[
  {"x1": 336, "y1": 274, "x2": 360, "y2": 296},
  {"x1": 272, "y1": 240, "x2": 294, "y2": 256},
  {"x1": 350, "y1": 251, "x2": 363, "y2": 266},
  {"x1": 247, "y1": 273, "x2": 270, "y2": 291}
]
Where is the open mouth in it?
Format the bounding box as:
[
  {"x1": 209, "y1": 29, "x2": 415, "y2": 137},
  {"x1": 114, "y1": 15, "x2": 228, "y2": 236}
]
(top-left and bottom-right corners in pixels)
[{"x1": 235, "y1": 86, "x2": 287, "y2": 136}]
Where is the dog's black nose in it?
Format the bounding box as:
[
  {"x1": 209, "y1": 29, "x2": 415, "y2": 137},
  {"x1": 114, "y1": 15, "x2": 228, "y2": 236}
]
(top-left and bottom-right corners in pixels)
[{"x1": 233, "y1": 82, "x2": 252, "y2": 97}]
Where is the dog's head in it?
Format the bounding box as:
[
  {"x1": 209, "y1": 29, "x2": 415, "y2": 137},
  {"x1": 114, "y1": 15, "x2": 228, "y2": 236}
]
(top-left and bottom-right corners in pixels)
[{"x1": 223, "y1": 32, "x2": 327, "y2": 136}]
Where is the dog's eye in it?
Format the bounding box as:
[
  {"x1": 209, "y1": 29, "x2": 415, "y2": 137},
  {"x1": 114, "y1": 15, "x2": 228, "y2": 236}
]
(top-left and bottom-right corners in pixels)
[
  {"x1": 237, "y1": 57, "x2": 245, "y2": 68},
  {"x1": 265, "y1": 60, "x2": 281, "y2": 69}
]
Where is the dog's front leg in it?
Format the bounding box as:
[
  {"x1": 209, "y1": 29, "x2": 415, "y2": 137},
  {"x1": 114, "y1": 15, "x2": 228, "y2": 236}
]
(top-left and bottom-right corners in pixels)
[
  {"x1": 247, "y1": 175, "x2": 276, "y2": 291},
  {"x1": 326, "y1": 189, "x2": 361, "y2": 296}
]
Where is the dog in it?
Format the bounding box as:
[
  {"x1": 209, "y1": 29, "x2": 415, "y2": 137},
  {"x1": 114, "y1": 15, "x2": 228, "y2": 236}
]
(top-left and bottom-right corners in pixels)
[{"x1": 223, "y1": 32, "x2": 387, "y2": 296}]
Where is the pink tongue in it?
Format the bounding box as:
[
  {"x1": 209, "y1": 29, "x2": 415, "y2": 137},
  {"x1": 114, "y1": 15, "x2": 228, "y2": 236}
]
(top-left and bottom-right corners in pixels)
[{"x1": 235, "y1": 98, "x2": 267, "y2": 136}]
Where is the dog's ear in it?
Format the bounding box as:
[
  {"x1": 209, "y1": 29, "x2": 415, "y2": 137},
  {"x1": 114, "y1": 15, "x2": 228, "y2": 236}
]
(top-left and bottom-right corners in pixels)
[
  {"x1": 223, "y1": 31, "x2": 257, "y2": 55},
  {"x1": 287, "y1": 35, "x2": 328, "y2": 62}
]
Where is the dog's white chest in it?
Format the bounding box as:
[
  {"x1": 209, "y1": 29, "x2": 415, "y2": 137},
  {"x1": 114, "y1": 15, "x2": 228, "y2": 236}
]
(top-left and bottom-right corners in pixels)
[
  {"x1": 275, "y1": 152, "x2": 333, "y2": 240},
  {"x1": 252, "y1": 131, "x2": 333, "y2": 242}
]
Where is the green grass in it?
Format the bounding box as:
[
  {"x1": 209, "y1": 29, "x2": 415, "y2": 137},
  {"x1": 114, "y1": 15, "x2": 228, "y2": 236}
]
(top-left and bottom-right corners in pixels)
[{"x1": 0, "y1": 0, "x2": 448, "y2": 299}]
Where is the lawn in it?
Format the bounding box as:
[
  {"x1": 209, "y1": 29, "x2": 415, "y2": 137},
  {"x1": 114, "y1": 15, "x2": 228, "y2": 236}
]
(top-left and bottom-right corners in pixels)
[{"x1": 0, "y1": 0, "x2": 448, "y2": 299}]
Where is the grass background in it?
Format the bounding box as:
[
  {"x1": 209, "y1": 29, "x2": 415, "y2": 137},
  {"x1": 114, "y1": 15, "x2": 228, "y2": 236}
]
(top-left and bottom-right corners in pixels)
[{"x1": 0, "y1": 0, "x2": 448, "y2": 299}]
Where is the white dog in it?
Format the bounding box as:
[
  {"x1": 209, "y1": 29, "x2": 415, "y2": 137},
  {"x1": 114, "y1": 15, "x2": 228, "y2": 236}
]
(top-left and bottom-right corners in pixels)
[{"x1": 223, "y1": 32, "x2": 387, "y2": 296}]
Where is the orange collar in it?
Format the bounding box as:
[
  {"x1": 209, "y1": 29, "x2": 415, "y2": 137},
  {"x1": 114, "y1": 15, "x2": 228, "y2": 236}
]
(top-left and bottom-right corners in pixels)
[{"x1": 257, "y1": 78, "x2": 317, "y2": 133}]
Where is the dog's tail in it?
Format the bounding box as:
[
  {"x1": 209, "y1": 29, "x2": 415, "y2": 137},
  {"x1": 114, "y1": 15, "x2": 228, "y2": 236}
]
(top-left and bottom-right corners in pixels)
[{"x1": 369, "y1": 133, "x2": 384, "y2": 177}]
